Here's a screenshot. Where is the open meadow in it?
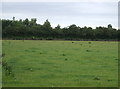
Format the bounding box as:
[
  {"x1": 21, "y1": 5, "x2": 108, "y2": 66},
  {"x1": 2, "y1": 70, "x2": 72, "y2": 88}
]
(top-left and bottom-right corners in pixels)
[{"x1": 2, "y1": 40, "x2": 118, "y2": 87}]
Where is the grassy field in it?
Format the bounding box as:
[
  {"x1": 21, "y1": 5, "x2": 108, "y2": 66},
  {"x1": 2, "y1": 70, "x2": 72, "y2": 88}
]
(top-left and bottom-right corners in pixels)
[
  {"x1": 2, "y1": 40, "x2": 118, "y2": 87},
  {"x1": 0, "y1": 40, "x2": 2, "y2": 88}
]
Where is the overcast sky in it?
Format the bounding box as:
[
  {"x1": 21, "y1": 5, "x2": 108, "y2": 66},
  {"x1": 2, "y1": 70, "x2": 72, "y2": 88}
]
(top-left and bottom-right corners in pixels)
[{"x1": 1, "y1": 0, "x2": 119, "y2": 29}]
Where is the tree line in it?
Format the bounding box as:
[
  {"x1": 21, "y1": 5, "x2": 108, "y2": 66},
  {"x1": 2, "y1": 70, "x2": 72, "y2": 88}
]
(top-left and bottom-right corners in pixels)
[{"x1": 1, "y1": 17, "x2": 120, "y2": 40}]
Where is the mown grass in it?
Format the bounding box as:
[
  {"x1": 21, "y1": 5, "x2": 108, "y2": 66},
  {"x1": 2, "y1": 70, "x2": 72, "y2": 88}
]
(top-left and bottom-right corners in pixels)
[{"x1": 2, "y1": 40, "x2": 118, "y2": 87}]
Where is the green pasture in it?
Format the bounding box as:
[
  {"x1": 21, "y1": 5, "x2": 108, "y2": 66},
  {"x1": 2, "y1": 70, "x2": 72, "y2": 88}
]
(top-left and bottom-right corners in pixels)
[{"x1": 2, "y1": 40, "x2": 118, "y2": 87}]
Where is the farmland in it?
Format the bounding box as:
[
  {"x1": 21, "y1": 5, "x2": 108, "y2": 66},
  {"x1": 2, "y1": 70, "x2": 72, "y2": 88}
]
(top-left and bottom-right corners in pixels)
[{"x1": 2, "y1": 40, "x2": 118, "y2": 87}]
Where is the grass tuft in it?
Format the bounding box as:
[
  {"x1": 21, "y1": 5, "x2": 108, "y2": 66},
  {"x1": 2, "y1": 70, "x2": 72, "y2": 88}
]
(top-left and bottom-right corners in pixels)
[
  {"x1": 65, "y1": 58, "x2": 68, "y2": 61},
  {"x1": 86, "y1": 50, "x2": 91, "y2": 52}
]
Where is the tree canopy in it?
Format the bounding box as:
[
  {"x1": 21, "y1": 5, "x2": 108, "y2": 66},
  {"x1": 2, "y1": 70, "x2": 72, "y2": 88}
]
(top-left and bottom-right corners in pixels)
[{"x1": 2, "y1": 17, "x2": 119, "y2": 40}]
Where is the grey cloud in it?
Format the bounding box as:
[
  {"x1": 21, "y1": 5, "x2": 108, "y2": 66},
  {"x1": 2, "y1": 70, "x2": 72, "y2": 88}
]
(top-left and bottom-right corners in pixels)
[{"x1": 2, "y1": 2, "x2": 118, "y2": 28}]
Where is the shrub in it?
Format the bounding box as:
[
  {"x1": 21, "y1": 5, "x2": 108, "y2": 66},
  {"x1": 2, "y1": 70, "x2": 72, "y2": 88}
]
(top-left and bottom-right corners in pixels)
[
  {"x1": 2, "y1": 53, "x2": 5, "y2": 57},
  {"x1": 0, "y1": 53, "x2": 5, "y2": 58},
  {"x1": 2, "y1": 61, "x2": 15, "y2": 77}
]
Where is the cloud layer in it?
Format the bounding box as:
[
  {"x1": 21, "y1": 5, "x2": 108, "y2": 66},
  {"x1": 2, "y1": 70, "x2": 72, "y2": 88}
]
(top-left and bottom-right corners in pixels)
[{"x1": 2, "y1": 2, "x2": 118, "y2": 28}]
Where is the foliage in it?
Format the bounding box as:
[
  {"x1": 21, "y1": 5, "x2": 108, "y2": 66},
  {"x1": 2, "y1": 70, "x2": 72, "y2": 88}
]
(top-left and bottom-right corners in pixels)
[{"x1": 2, "y1": 18, "x2": 119, "y2": 40}]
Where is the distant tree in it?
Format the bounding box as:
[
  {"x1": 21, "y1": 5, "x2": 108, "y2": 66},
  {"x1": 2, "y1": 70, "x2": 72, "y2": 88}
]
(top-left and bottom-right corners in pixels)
[
  {"x1": 2, "y1": 18, "x2": 118, "y2": 40},
  {"x1": 19, "y1": 19, "x2": 22, "y2": 23},
  {"x1": 42, "y1": 19, "x2": 52, "y2": 37},
  {"x1": 68, "y1": 24, "x2": 79, "y2": 37},
  {"x1": 23, "y1": 18, "x2": 29, "y2": 26},
  {"x1": 81, "y1": 26, "x2": 94, "y2": 39},
  {"x1": 30, "y1": 18, "x2": 37, "y2": 26},
  {"x1": 12, "y1": 17, "x2": 15, "y2": 21},
  {"x1": 108, "y1": 24, "x2": 112, "y2": 29},
  {"x1": 43, "y1": 19, "x2": 52, "y2": 29},
  {"x1": 55, "y1": 24, "x2": 61, "y2": 30},
  {"x1": 118, "y1": 29, "x2": 120, "y2": 40}
]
